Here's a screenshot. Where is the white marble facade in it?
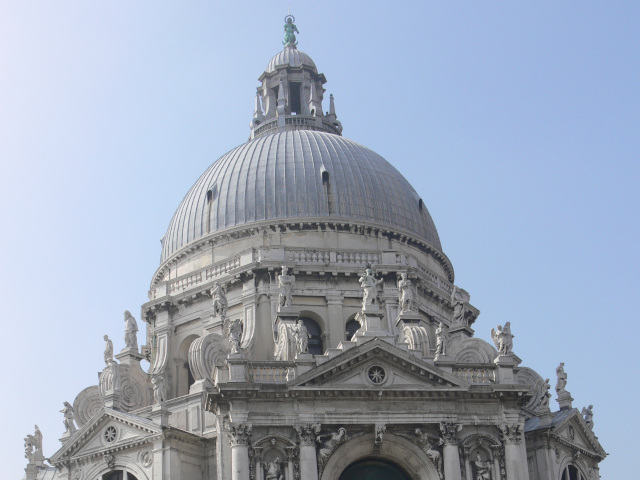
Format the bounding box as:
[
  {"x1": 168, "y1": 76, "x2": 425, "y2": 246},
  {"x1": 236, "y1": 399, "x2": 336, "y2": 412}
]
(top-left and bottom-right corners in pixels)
[{"x1": 24, "y1": 19, "x2": 605, "y2": 480}]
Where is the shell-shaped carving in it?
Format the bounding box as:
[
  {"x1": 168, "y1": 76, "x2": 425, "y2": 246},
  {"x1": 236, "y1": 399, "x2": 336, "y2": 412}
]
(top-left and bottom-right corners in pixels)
[
  {"x1": 188, "y1": 333, "x2": 229, "y2": 382},
  {"x1": 452, "y1": 338, "x2": 498, "y2": 364},
  {"x1": 73, "y1": 385, "x2": 103, "y2": 427},
  {"x1": 119, "y1": 365, "x2": 151, "y2": 411},
  {"x1": 399, "y1": 325, "x2": 429, "y2": 356},
  {"x1": 517, "y1": 367, "x2": 545, "y2": 410}
]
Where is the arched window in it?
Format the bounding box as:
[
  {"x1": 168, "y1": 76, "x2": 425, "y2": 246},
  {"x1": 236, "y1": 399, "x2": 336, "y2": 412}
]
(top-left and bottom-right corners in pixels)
[
  {"x1": 345, "y1": 319, "x2": 360, "y2": 341},
  {"x1": 299, "y1": 317, "x2": 323, "y2": 355},
  {"x1": 561, "y1": 465, "x2": 583, "y2": 480}
]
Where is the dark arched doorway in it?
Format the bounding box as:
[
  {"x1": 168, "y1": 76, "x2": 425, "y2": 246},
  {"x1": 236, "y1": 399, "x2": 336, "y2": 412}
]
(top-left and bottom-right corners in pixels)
[{"x1": 339, "y1": 458, "x2": 411, "y2": 480}]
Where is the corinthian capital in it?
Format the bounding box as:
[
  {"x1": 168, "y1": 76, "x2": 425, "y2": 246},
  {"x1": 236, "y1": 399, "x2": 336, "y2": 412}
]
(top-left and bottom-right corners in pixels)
[
  {"x1": 439, "y1": 422, "x2": 462, "y2": 444},
  {"x1": 227, "y1": 423, "x2": 253, "y2": 446},
  {"x1": 294, "y1": 423, "x2": 321, "y2": 446},
  {"x1": 499, "y1": 424, "x2": 522, "y2": 445}
]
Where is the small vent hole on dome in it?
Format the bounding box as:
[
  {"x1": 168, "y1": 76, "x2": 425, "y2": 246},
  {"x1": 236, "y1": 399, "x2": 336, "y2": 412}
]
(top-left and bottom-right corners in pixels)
[
  {"x1": 418, "y1": 198, "x2": 423, "y2": 212},
  {"x1": 206, "y1": 184, "x2": 218, "y2": 234},
  {"x1": 322, "y1": 170, "x2": 330, "y2": 186}
]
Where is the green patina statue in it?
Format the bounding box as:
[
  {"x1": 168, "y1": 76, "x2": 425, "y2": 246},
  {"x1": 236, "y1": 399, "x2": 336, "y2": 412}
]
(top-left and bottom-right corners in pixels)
[{"x1": 283, "y1": 15, "x2": 299, "y2": 46}]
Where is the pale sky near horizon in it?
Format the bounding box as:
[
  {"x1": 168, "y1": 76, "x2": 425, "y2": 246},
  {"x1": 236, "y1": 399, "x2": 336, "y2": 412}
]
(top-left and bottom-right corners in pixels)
[{"x1": 1, "y1": 2, "x2": 638, "y2": 478}]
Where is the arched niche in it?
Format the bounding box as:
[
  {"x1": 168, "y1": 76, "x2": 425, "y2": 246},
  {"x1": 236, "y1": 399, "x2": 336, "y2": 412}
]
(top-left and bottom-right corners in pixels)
[
  {"x1": 321, "y1": 433, "x2": 439, "y2": 480},
  {"x1": 177, "y1": 334, "x2": 199, "y2": 396},
  {"x1": 299, "y1": 310, "x2": 327, "y2": 355},
  {"x1": 251, "y1": 434, "x2": 297, "y2": 480},
  {"x1": 460, "y1": 433, "x2": 503, "y2": 480}
]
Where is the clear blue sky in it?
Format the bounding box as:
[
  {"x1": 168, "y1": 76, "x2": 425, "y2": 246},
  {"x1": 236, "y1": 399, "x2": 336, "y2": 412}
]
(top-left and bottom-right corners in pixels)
[{"x1": 1, "y1": 2, "x2": 637, "y2": 478}]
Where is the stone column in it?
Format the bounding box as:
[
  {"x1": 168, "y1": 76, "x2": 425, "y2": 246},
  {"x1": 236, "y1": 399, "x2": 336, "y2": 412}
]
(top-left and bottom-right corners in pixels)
[
  {"x1": 491, "y1": 445, "x2": 504, "y2": 480},
  {"x1": 285, "y1": 446, "x2": 296, "y2": 480},
  {"x1": 326, "y1": 293, "x2": 344, "y2": 348},
  {"x1": 227, "y1": 423, "x2": 252, "y2": 480},
  {"x1": 252, "y1": 447, "x2": 263, "y2": 480},
  {"x1": 463, "y1": 446, "x2": 472, "y2": 480},
  {"x1": 295, "y1": 424, "x2": 320, "y2": 480},
  {"x1": 440, "y1": 422, "x2": 463, "y2": 480},
  {"x1": 500, "y1": 424, "x2": 528, "y2": 480}
]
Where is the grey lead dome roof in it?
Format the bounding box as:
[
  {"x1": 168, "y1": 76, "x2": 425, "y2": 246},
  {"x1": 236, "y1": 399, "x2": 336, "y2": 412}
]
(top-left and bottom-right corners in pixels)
[
  {"x1": 266, "y1": 48, "x2": 317, "y2": 74},
  {"x1": 161, "y1": 130, "x2": 441, "y2": 262}
]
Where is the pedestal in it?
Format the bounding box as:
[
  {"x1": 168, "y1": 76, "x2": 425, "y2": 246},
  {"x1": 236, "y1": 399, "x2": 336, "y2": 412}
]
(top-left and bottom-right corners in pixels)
[
  {"x1": 295, "y1": 353, "x2": 315, "y2": 376},
  {"x1": 149, "y1": 403, "x2": 170, "y2": 427},
  {"x1": 115, "y1": 347, "x2": 145, "y2": 366},
  {"x1": 556, "y1": 390, "x2": 574, "y2": 410},
  {"x1": 434, "y1": 355, "x2": 454, "y2": 374},
  {"x1": 228, "y1": 353, "x2": 248, "y2": 382},
  {"x1": 494, "y1": 354, "x2": 521, "y2": 384}
]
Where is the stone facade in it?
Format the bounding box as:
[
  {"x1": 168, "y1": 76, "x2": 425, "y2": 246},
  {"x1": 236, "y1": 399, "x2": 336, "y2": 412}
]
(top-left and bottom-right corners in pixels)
[{"x1": 24, "y1": 20, "x2": 605, "y2": 480}]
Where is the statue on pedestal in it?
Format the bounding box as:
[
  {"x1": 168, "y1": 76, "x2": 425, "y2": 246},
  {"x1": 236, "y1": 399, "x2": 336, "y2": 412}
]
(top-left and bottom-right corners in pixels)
[
  {"x1": 451, "y1": 286, "x2": 469, "y2": 325},
  {"x1": 398, "y1": 272, "x2": 415, "y2": 312},
  {"x1": 283, "y1": 15, "x2": 299, "y2": 47},
  {"x1": 435, "y1": 322, "x2": 450, "y2": 358},
  {"x1": 61, "y1": 401, "x2": 77, "y2": 435},
  {"x1": 359, "y1": 269, "x2": 382, "y2": 308},
  {"x1": 151, "y1": 374, "x2": 166, "y2": 404},
  {"x1": 265, "y1": 457, "x2": 284, "y2": 480},
  {"x1": 537, "y1": 378, "x2": 551, "y2": 409},
  {"x1": 227, "y1": 318, "x2": 243, "y2": 354},
  {"x1": 491, "y1": 322, "x2": 513, "y2": 356},
  {"x1": 24, "y1": 425, "x2": 43, "y2": 458},
  {"x1": 211, "y1": 282, "x2": 227, "y2": 317},
  {"x1": 124, "y1": 311, "x2": 138, "y2": 349},
  {"x1": 293, "y1": 319, "x2": 309, "y2": 354},
  {"x1": 103, "y1": 335, "x2": 113, "y2": 365},
  {"x1": 582, "y1": 405, "x2": 594, "y2": 430},
  {"x1": 556, "y1": 362, "x2": 568, "y2": 394},
  {"x1": 277, "y1": 266, "x2": 295, "y2": 308}
]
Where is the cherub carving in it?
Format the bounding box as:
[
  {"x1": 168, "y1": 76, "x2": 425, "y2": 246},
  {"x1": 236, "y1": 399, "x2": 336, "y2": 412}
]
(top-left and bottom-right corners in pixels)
[
  {"x1": 226, "y1": 318, "x2": 243, "y2": 354},
  {"x1": 491, "y1": 322, "x2": 513, "y2": 356}
]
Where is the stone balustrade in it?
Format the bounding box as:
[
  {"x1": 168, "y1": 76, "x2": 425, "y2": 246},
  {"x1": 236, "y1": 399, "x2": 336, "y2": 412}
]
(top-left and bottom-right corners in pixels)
[
  {"x1": 249, "y1": 362, "x2": 295, "y2": 383},
  {"x1": 453, "y1": 367, "x2": 496, "y2": 384}
]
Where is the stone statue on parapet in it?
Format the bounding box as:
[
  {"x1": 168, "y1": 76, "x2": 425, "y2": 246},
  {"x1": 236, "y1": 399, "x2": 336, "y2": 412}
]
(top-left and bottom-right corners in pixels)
[
  {"x1": 555, "y1": 362, "x2": 568, "y2": 394},
  {"x1": 151, "y1": 373, "x2": 166, "y2": 404},
  {"x1": 474, "y1": 452, "x2": 492, "y2": 480},
  {"x1": 24, "y1": 425, "x2": 43, "y2": 458},
  {"x1": 359, "y1": 269, "x2": 383, "y2": 308},
  {"x1": 397, "y1": 272, "x2": 415, "y2": 312},
  {"x1": 451, "y1": 286, "x2": 469, "y2": 325},
  {"x1": 124, "y1": 310, "x2": 138, "y2": 349},
  {"x1": 293, "y1": 319, "x2": 309, "y2": 354},
  {"x1": 414, "y1": 428, "x2": 444, "y2": 479},
  {"x1": 265, "y1": 457, "x2": 284, "y2": 480},
  {"x1": 491, "y1": 322, "x2": 513, "y2": 356},
  {"x1": 435, "y1": 322, "x2": 450, "y2": 358},
  {"x1": 582, "y1": 405, "x2": 594, "y2": 430},
  {"x1": 277, "y1": 266, "x2": 295, "y2": 308},
  {"x1": 283, "y1": 15, "x2": 299, "y2": 46},
  {"x1": 211, "y1": 281, "x2": 228, "y2": 317},
  {"x1": 537, "y1": 378, "x2": 552, "y2": 409},
  {"x1": 103, "y1": 335, "x2": 114, "y2": 365},
  {"x1": 227, "y1": 318, "x2": 243, "y2": 354},
  {"x1": 61, "y1": 401, "x2": 77, "y2": 435}
]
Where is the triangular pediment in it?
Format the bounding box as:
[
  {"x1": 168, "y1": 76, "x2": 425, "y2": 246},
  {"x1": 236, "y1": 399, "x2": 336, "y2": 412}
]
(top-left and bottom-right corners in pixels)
[
  {"x1": 552, "y1": 409, "x2": 607, "y2": 459},
  {"x1": 290, "y1": 338, "x2": 466, "y2": 390},
  {"x1": 50, "y1": 408, "x2": 162, "y2": 464}
]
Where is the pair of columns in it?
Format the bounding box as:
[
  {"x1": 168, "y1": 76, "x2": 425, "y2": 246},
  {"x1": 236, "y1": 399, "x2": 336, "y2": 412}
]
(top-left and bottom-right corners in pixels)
[{"x1": 228, "y1": 423, "x2": 319, "y2": 480}]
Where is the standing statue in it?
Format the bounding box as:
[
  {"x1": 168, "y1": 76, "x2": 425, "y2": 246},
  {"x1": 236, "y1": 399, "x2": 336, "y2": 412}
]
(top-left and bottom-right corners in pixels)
[
  {"x1": 491, "y1": 322, "x2": 513, "y2": 356},
  {"x1": 359, "y1": 269, "x2": 383, "y2": 308},
  {"x1": 151, "y1": 374, "x2": 166, "y2": 404},
  {"x1": 538, "y1": 378, "x2": 551, "y2": 409},
  {"x1": 414, "y1": 428, "x2": 444, "y2": 479},
  {"x1": 582, "y1": 405, "x2": 594, "y2": 430},
  {"x1": 277, "y1": 266, "x2": 295, "y2": 308},
  {"x1": 61, "y1": 401, "x2": 77, "y2": 435},
  {"x1": 451, "y1": 286, "x2": 469, "y2": 325},
  {"x1": 124, "y1": 311, "x2": 138, "y2": 349},
  {"x1": 24, "y1": 425, "x2": 43, "y2": 458},
  {"x1": 474, "y1": 452, "x2": 492, "y2": 480},
  {"x1": 556, "y1": 362, "x2": 567, "y2": 394},
  {"x1": 283, "y1": 15, "x2": 299, "y2": 46},
  {"x1": 103, "y1": 335, "x2": 114, "y2": 365},
  {"x1": 293, "y1": 319, "x2": 309, "y2": 354},
  {"x1": 398, "y1": 272, "x2": 415, "y2": 312},
  {"x1": 435, "y1": 322, "x2": 450, "y2": 357},
  {"x1": 211, "y1": 282, "x2": 228, "y2": 317},
  {"x1": 316, "y1": 427, "x2": 347, "y2": 465},
  {"x1": 265, "y1": 457, "x2": 284, "y2": 480},
  {"x1": 227, "y1": 318, "x2": 243, "y2": 354}
]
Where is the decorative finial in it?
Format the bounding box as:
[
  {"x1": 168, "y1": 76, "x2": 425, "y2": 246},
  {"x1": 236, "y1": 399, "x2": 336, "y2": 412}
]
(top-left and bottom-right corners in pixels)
[{"x1": 283, "y1": 14, "x2": 299, "y2": 47}]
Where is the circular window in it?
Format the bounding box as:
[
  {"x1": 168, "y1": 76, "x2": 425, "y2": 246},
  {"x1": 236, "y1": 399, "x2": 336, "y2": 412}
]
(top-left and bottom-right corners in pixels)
[
  {"x1": 367, "y1": 365, "x2": 387, "y2": 385},
  {"x1": 104, "y1": 426, "x2": 117, "y2": 443}
]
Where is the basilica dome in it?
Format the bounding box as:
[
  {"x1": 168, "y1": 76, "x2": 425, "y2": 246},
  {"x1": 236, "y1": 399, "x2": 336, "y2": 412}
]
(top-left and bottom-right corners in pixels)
[
  {"x1": 160, "y1": 130, "x2": 441, "y2": 262},
  {"x1": 265, "y1": 47, "x2": 317, "y2": 73}
]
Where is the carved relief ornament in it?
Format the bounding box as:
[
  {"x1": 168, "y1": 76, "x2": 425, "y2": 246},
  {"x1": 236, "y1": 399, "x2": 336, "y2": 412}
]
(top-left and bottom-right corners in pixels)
[
  {"x1": 294, "y1": 423, "x2": 320, "y2": 446},
  {"x1": 499, "y1": 424, "x2": 522, "y2": 445},
  {"x1": 227, "y1": 423, "x2": 253, "y2": 446},
  {"x1": 439, "y1": 422, "x2": 462, "y2": 444}
]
